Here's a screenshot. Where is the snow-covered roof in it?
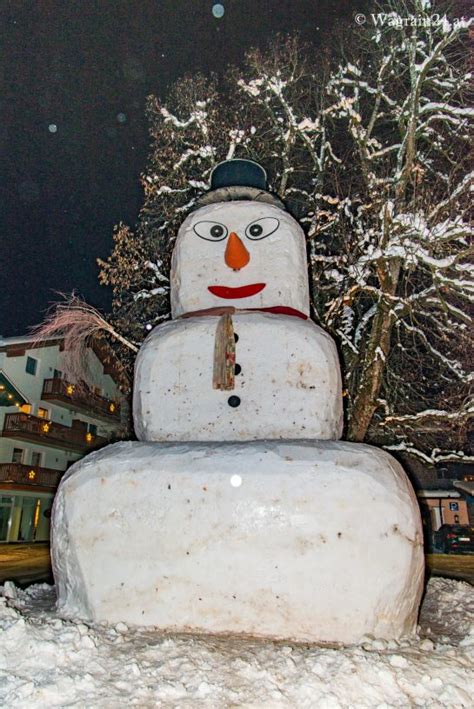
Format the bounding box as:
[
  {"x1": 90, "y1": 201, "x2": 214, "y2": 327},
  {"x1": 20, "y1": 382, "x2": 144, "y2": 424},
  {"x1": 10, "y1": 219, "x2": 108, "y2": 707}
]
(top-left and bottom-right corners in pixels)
[
  {"x1": 417, "y1": 490, "x2": 461, "y2": 498},
  {"x1": 0, "y1": 335, "x2": 127, "y2": 387},
  {"x1": 0, "y1": 334, "x2": 60, "y2": 348},
  {"x1": 453, "y1": 480, "x2": 474, "y2": 496}
]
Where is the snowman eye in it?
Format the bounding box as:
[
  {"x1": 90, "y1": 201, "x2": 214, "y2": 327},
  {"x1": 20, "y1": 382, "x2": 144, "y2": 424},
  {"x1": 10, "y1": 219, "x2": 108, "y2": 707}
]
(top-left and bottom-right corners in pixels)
[
  {"x1": 245, "y1": 217, "x2": 280, "y2": 240},
  {"x1": 193, "y1": 221, "x2": 228, "y2": 241}
]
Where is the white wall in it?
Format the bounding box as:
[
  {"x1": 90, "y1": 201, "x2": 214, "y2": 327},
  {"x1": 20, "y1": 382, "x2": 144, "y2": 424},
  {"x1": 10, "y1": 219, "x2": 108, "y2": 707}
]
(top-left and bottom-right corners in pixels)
[
  {"x1": 0, "y1": 342, "x2": 121, "y2": 444},
  {"x1": 0, "y1": 339, "x2": 123, "y2": 542}
]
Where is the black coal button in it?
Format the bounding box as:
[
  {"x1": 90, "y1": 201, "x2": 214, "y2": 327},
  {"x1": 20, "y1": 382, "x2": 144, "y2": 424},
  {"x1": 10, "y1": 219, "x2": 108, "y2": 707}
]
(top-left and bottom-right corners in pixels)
[
  {"x1": 228, "y1": 395, "x2": 241, "y2": 408},
  {"x1": 234, "y1": 363, "x2": 242, "y2": 375},
  {"x1": 234, "y1": 333, "x2": 239, "y2": 343}
]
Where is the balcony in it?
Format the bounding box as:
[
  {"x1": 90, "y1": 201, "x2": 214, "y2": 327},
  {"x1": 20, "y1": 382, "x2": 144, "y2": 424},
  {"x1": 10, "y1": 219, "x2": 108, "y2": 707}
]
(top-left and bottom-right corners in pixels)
[
  {"x1": 41, "y1": 378, "x2": 121, "y2": 423},
  {"x1": 0, "y1": 462, "x2": 63, "y2": 489},
  {"x1": 1, "y1": 413, "x2": 107, "y2": 453}
]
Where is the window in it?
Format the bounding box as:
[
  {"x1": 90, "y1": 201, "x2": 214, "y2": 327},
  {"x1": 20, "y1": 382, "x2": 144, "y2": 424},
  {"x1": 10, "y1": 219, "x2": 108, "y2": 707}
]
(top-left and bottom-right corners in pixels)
[
  {"x1": 25, "y1": 356, "x2": 38, "y2": 375},
  {"x1": 53, "y1": 369, "x2": 63, "y2": 379},
  {"x1": 454, "y1": 514, "x2": 460, "y2": 523},
  {"x1": 0, "y1": 497, "x2": 14, "y2": 542},
  {"x1": 12, "y1": 448, "x2": 24, "y2": 464},
  {"x1": 19, "y1": 404, "x2": 31, "y2": 414},
  {"x1": 94, "y1": 386, "x2": 102, "y2": 396},
  {"x1": 31, "y1": 451, "x2": 42, "y2": 467},
  {"x1": 87, "y1": 423, "x2": 98, "y2": 436},
  {"x1": 37, "y1": 407, "x2": 49, "y2": 419}
]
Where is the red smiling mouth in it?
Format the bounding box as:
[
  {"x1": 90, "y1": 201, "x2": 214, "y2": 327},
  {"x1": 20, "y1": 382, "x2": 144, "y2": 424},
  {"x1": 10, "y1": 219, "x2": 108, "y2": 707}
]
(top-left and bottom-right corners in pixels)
[{"x1": 208, "y1": 283, "x2": 266, "y2": 299}]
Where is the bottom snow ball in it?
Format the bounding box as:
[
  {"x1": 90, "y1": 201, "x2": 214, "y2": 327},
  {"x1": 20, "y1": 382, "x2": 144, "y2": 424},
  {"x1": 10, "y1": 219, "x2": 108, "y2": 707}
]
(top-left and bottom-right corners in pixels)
[{"x1": 52, "y1": 440, "x2": 424, "y2": 644}]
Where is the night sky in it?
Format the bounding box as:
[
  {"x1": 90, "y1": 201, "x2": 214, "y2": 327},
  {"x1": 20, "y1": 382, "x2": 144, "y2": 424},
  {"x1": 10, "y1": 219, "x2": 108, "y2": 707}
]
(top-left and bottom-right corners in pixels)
[{"x1": 1, "y1": 0, "x2": 360, "y2": 337}]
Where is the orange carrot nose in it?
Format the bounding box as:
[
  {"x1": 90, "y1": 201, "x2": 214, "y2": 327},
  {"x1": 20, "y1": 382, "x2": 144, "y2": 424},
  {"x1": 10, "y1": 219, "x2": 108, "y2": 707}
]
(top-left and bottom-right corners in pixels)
[{"x1": 225, "y1": 232, "x2": 250, "y2": 270}]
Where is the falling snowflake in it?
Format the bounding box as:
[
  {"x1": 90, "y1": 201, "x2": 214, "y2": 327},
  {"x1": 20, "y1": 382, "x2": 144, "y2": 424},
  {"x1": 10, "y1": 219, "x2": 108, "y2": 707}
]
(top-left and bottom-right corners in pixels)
[{"x1": 212, "y1": 4, "x2": 225, "y2": 19}]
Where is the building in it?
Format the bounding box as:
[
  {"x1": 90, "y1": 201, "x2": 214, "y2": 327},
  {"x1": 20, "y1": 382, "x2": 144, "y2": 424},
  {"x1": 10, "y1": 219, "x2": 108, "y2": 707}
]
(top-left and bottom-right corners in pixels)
[
  {"x1": 400, "y1": 456, "x2": 474, "y2": 549},
  {"x1": 0, "y1": 335, "x2": 126, "y2": 543},
  {"x1": 417, "y1": 490, "x2": 470, "y2": 530},
  {"x1": 453, "y1": 480, "x2": 474, "y2": 525}
]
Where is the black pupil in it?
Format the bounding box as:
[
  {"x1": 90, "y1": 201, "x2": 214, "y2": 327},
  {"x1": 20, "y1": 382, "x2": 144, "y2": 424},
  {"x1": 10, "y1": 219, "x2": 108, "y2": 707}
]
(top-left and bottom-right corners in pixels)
[
  {"x1": 211, "y1": 225, "x2": 224, "y2": 238},
  {"x1": 250, "y1": 224, "x2": 263, "y2": 236}
]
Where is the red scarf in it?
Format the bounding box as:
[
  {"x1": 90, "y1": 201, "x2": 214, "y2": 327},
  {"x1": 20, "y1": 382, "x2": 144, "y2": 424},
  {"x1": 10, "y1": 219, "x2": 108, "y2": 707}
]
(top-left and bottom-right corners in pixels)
[{"x1": 181, "y1": 305, "x2": 308, "y2": 320}]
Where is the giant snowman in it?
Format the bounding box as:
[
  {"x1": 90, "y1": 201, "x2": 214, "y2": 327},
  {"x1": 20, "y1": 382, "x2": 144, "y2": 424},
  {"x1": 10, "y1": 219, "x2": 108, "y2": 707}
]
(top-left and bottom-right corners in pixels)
[{"x1": 52, "y1": 160, "x2": 424, "y2": 644}]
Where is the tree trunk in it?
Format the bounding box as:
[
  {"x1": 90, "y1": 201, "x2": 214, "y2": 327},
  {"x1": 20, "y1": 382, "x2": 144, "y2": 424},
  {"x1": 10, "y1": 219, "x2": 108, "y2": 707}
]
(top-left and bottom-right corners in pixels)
[{"x1": 347, "y1": 259, "x2": 401, "y2": 442}]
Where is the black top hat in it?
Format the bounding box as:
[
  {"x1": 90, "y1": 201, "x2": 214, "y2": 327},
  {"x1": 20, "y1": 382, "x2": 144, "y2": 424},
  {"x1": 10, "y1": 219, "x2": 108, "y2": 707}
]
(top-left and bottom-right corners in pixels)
[
  {"x1": 195, "y1": 159, "x2": 284, "y2": 210},
  {"x1": 210, "y1": 159, "x2": 267, "y2": 191}
]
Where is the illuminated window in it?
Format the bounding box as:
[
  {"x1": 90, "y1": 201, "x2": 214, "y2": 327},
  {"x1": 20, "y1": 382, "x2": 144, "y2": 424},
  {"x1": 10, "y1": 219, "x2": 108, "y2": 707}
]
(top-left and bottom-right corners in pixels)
[
  {"x1": 85, "y1": 423, "x2": 97, "y2": 443},
  {"x1": 37, "y1": 407, "x2": 49, "y2": 419},
  {"x1": 34, "y1": 500, "x2": 41, "y2": 528},
  {"x1": 25, "y1": 356, "x2": 38, "y2": 375},
  {"x1": 19, "y1": 404, "x2": 32, "y2": 414}
]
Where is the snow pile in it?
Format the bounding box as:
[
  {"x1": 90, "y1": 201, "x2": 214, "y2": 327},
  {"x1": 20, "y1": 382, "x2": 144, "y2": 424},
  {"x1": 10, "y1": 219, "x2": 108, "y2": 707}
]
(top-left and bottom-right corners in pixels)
[{"x1": 0, "y1": 578, "x2": 472, "y2": 707}]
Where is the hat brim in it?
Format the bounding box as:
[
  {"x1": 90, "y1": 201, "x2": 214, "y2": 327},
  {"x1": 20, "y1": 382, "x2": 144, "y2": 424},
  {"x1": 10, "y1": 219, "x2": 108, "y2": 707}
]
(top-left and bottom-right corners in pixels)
[{"x1": 194, "y1": 186, "x2": 285, "y2": 211}]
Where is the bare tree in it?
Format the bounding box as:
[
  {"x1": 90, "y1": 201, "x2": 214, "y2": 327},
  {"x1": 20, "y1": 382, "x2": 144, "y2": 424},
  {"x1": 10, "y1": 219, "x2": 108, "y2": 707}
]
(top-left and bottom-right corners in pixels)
[{"x1": 310, "y1": 0, "x2": 472, "y2": 462}]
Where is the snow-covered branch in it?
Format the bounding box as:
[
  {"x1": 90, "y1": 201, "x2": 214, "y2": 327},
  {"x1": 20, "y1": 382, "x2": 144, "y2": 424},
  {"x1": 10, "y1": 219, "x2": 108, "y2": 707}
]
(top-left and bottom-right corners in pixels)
[{"x1": 384, "y1": 443, "x2": 474, "y2": 465}]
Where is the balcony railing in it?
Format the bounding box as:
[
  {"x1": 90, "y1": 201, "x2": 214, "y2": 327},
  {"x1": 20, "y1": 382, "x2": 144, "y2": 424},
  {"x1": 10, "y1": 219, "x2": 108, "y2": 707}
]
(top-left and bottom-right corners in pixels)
[
  {"x1": 0, "y1": 462, "x2": 63, "y2": 488},
  {"x1": 41, "y1": 378, "x2": 121, "y2": 423},
  {"x1": 1, "y1": 413, "x2": 107, "y2": 453}
]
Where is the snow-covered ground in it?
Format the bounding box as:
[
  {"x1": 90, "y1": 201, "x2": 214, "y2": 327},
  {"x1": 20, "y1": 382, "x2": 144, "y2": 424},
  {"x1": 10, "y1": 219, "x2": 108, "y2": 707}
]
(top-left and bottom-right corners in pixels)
[{"x1": 0, "y1": 577, "x2": 472, "y2": 707}]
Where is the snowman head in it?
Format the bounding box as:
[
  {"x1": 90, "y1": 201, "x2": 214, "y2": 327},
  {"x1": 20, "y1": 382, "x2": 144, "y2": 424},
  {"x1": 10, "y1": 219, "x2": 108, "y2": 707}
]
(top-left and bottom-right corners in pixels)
[{"x1": 170, "y1": 160, "x2": 310, "y2": 318}]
